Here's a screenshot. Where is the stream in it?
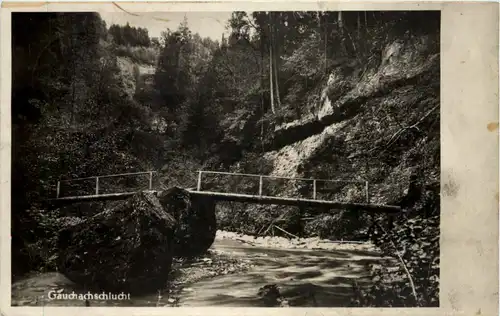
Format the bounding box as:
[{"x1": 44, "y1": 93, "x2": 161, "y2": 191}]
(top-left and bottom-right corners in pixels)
[{"x1": 11, "y1": 231, "x2": 389, "y2": 307}]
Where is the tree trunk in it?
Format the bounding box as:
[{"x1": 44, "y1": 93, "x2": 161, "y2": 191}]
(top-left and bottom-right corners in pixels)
[
  {"x1": 268, "y1": 16, "x2": 275, "y2": 114},
  {"x1": 338, "y1": 11, "x2": 347, "y2": 55},
  {"x1": 260, "y1": 34, "x2": 265, "y2": 152},
  {"x1": 324, "y1": 18, "x2": 328, "y2": 75},
  {"x1": 272, "y1": 18, "x2": 281, "y2": 109},
  {"x1": 357, "y1": 12, "x2": 361, "y2": 40},
  {"x1": 338, "y1": 11, "x2": 343, "y2": 34},
  {"x1": 70, "y1": 18, "x2": 76, "y2": 127},
  {"x1": 317, "y1": 12, "x2": 321, "y2": 55}
]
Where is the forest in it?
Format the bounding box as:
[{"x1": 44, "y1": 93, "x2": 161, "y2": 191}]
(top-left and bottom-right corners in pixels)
[
  {"x1": 108, "y1": 23, "x2": 151, "y2": 47},
  {"x1": 12, "y1": 11, "x2": 440, "y2": 307}
]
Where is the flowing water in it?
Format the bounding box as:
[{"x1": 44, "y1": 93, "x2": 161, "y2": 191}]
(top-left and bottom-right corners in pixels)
[{"x1": 11, "y1": 231, "x2": 388, "y2": 307}]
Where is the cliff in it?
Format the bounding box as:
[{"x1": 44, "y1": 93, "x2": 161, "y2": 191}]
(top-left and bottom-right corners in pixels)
[{"x1": 218, "y1": 32, "x2": 439, "y2": 239}]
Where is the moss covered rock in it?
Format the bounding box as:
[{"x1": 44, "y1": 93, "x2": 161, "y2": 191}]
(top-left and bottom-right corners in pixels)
[{"x1": 57, "y1": 191, "x2": 176, "y2": 294}]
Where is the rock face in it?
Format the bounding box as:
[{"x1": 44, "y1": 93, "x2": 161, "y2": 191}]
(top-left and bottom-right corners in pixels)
[
  {"x1": 57, "y1": 191, "x2": 176, "y2": 294},
  {"x1": 215, "y1": 32, "x2": 440, "y2": 240},
  {"x1": 159, "y1": 187, "x2": 217, "y2": 258}
]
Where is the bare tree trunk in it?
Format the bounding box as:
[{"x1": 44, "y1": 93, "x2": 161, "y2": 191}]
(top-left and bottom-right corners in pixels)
[
  {"x1": 338, "y1": 11, "x2": 343, "y2": 34},
  {"x1": 269, "y1": 15, "x2": 275, "y2": 114},
  {"x1": 273, "y1": 57, "x2": 281, "y2": 109},
  {"x1": 260, "y1": 37, "x2": 265, "y2": 152},
  {"x1": 272, "y1": 19, "x2": 281, "y2": 109},
  {"x1": 324, "y1": 19, "x2": 327, "y2": 75},
  {"x1": 338, "y1": 11, "x2": 347, "y2": 55},
  {"x1": 269, "y1": 37, "x2": 275, "y2": 114},
  {"x1": 317, "y1": 12, "x2": 321, "y2": 55},
  {"x1": 70, "y1": 18, "x2": 76, "y2": 127},
  {"x1": 357, "y1": 12, "x2": 363, "y2": 54},
  {"x1": 357, "y1": 12, "x2": 361, "y2": 40}
]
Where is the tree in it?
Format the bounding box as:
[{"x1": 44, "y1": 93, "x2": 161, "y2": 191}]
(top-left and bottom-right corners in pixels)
[
  {"x1": 154, "y1": 24, "x2": 193, "y2": 114},
  {"x1": 11, "y1": 12, "x2": 165, "y2": 277},
  {"x1": 109, "y1": 23, "x2": 151, "y2": 47}
]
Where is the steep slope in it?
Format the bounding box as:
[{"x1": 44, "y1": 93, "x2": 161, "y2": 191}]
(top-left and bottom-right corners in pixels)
[
  {"x1": 215, "y1": 30, "x2": 440, "y2": 308},
  {"x1": 267, "y1": 34, "x2": 439, "y2": 205},
  {"x1": 217, "y1": 32, "x2": 440, "y2": 238}
]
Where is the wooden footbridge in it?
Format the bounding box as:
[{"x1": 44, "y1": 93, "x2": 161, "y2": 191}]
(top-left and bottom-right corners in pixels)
[{"x1": 50, "y1": 170, "x2": 401, "y2": 214}]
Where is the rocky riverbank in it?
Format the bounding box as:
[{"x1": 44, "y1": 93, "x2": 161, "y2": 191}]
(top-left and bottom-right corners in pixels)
[
  {"x1": 11, "y1": 246, "x2": 252, "y2": 307},
  {"x1": 12, "y1": 229, "x2": 386, "y2": 307},
  {"x1": 216, "y1": 230, "x2": 378, "y2": 251}
]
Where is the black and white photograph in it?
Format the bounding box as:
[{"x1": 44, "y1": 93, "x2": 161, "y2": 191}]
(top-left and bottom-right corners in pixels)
[{"x1": 9, "y1": 9, "x2": 441, "y2": 308}]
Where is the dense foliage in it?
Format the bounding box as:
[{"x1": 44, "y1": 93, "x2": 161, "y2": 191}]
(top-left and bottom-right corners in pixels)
[
  {"x1": 11, "y1": 12, "x2": 162, "y2": 276},
  {"x1": 109, "y1": 23, "x2": 151, "y2": 47}
]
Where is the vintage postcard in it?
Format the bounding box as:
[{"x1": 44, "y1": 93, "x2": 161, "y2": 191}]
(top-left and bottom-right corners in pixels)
[{"x1": 0, "y1": 1, "x2": 498, "y2": 316}]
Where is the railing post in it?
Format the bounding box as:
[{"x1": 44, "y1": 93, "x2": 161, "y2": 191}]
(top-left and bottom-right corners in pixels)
[
  {"x1": 259, "y1": 176, "x2": 263, "y2": 196},
  {"x1": 197, "y1": 171, "x2": 202, "y2": 191},
  {"x1": 95, "y1": 177, "x2": 99, "y2": 195},
  {"x1": 313, "y1": 179, "x2": 317, "y2": 199},
  {"x1": 56, "y1": 181, "x2": 61, "y2": 199},
  {"x1": 149, "y1": 171, "x2": 153, "y2": 190},
  {"x1": 365, "y1": 181, "x2": 369, "y2": 203}
]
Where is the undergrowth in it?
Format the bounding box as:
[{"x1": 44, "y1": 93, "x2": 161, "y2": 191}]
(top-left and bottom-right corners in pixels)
[{"x1": 351, "y1": 183, "x2": 440, "y2": 307}]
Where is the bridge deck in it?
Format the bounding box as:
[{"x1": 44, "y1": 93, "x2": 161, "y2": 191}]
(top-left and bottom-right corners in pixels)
[
  {"x1": 191, "y1": 191, "x2": 400, "y2": 213},
  {"x1": 49, "y1": 190, "x2": 401, "y2": 214},
  {"x1": 49, "y1": 192, "x2": 138, "y2": 203}
]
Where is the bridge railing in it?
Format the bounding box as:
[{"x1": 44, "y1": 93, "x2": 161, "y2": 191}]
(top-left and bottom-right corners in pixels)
[
  {"x1": 195, "y1": 170, "x2": 370, "y2": 203},
  {"x1": 55, "y1": 170, "x2": 371, "y2": 203},
  {"x1": 56, "y1": 171, "x2": 156, "y2": 198}
]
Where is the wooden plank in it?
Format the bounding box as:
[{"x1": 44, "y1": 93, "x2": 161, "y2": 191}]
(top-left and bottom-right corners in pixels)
[
  {"x1": 48, "y1": 192, "x2": 141, "y2": 204},
  {"x1": 48, "y1": 189, "x2": 400, "y2": 214},
  {"x1": 188, "y1": 190, "x2": 401, "y2": 213}
]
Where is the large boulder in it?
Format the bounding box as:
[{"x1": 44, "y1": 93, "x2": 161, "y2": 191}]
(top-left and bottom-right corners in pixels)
[
  {"x1": 57, "y1": 191, "x2": 176, "y2": 294},
  {"x1": 158, "y1": 187, "x2": 217, "y2": 258}
]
